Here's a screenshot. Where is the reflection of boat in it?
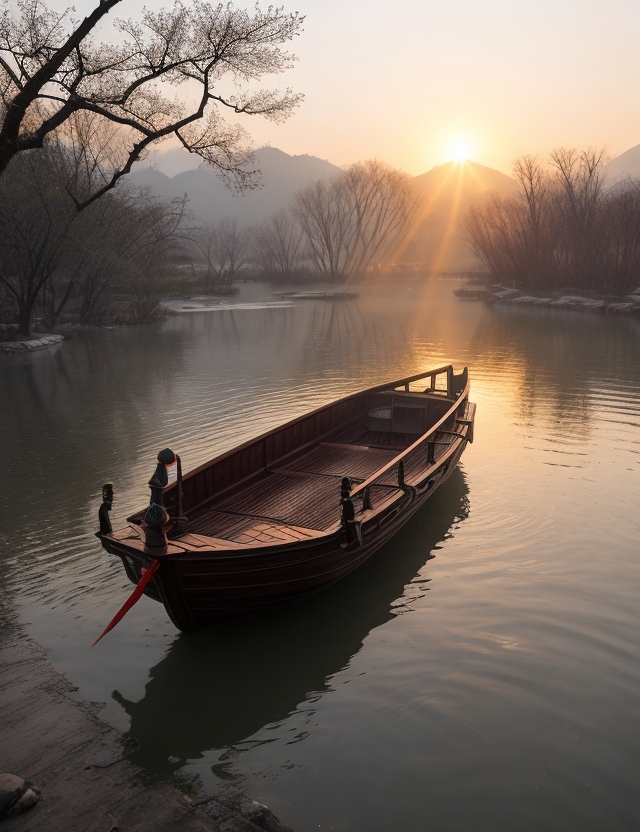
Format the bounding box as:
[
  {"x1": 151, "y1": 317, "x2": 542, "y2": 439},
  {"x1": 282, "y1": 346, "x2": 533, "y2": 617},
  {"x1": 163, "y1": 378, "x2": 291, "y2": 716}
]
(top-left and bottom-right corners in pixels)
[
  {"x1": 114, "y1": 469, "x2": 469, "y2": 774},
  {"x1": 99, "y1": 366, "x2": 475, "y2": 632},
  {"x1": 277, "y1": 290, "x2": 361, "y2": 300}
]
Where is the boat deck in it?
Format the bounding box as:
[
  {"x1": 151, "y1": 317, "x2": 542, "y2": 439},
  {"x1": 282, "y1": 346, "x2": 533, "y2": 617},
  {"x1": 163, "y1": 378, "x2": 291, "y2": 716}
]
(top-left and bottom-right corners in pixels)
[{"x1": 187, "y1": 426, "x2": 458, "y2": 547}]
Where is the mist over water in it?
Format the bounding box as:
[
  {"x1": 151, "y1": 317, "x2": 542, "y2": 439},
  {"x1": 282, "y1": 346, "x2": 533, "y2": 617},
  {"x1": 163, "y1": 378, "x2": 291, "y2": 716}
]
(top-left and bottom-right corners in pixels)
[{"x1": 1, "y1": 279, "x2": 639, "y2": 832}]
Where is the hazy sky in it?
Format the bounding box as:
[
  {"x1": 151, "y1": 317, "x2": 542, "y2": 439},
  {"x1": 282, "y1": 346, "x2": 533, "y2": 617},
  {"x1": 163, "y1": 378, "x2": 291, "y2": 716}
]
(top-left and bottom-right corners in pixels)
[{"x1": 71, "y1": 0, "x2": 640, "y2": 174}]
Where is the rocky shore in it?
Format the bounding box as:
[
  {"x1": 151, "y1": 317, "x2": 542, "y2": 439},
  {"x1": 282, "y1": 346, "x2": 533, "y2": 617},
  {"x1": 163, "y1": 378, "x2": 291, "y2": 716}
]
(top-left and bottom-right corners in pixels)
[
  {"x1": 462, "y1": 285, "x2": 640, "y2": 315},
  {"x1": 0, "y1": 334, "x2": 65, "y2": 354},
  {"x1": 0, "y1": 610, "x2": 293, "y2": 831}
]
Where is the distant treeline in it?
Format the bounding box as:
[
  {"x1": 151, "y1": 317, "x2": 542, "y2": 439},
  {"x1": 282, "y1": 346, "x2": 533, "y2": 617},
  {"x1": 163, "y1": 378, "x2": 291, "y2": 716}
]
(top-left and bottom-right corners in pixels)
[
  {"x1": 466, "y1": 148, "x2": 640, "y2": 296},
  {"x1": 190, "y1": 159, "x2": 419, "y2": 289},
  {"x1": 0, "y1": 114, "x2": 421, "y2": 338}
]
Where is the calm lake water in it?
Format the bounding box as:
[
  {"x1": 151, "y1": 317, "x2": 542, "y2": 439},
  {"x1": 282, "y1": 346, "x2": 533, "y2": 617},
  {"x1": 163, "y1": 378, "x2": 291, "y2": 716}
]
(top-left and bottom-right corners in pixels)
[{"x1": 1, "y1": 279, "x2": 639, "y2": 831}]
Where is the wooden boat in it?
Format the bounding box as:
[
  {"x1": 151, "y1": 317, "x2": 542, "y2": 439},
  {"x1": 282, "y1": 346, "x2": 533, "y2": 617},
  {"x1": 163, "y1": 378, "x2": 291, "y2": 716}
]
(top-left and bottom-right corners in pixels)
[{"x1": 98, "y1": 366, "x2": 475, "y2": 632}]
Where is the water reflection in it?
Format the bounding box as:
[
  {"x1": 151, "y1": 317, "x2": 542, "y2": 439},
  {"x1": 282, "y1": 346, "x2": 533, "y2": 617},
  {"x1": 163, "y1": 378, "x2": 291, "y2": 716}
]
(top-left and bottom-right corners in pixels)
[
  {"x1": 3, "y1": 280, "x2": 640, "y2": 832},
  {"x1": 115, "y1": 470, "x2": 469, "y2": 775},
  {"x1": 466, "y1": 303, "x2": 640, "y2": 440}
]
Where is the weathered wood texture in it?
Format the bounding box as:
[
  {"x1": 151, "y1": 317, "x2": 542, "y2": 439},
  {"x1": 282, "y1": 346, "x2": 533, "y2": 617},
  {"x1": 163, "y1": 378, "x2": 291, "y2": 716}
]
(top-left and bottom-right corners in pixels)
[{"x1": 173, "y1": 395, "x2": 369, "y2": 516}]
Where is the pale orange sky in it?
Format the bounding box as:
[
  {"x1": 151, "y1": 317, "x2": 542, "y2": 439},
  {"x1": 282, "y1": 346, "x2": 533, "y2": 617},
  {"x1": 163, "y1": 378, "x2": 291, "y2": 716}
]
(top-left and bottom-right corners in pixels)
[
  {"x1": 249, "y1": 0, "x2": 640, "y2": 175},
  {"x1": 69, "y1": 0, "x2": 640, "y2": 175}
]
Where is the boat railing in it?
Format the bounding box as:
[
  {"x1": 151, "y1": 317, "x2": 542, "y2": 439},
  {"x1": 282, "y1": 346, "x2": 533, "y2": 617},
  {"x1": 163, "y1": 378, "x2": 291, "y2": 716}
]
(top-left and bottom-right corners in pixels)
[
  {"x1": 367, "y1": 364, "x2": 455, "y2": 397},
  {"x1": 349, "y1": 367, "x2": 470, "y2": 512},
  {"x1": 162, "y1": 365, "x2": 465, "y2": 521}
]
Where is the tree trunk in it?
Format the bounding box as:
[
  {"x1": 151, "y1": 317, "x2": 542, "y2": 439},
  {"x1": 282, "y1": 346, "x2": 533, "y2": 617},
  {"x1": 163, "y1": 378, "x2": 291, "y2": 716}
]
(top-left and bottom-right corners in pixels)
[
  {"x1": 52, "y1": 281, "x2": 75, "y2": 327},
  {"x1": 17, "y1": 297, "x2": 36, "y2": 338}
]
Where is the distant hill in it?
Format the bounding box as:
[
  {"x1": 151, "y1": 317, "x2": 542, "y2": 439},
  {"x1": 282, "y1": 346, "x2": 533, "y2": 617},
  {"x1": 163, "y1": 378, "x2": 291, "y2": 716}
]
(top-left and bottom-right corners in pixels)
[
  {"x1": 607, "y1": 144, "x2": 640, "y2": 183},
  {"x1": 126, "y1": 146, "x2": 342, "y2": 227},
  {"x1": 397, "y1": 161, "x2": 518, "y2": 272},
  {"x1": 133, "y1": 146, "x2": 202, "y2": 177},
  {"x1": 127, "y1": 148, "x2": 517, "y2": 272}
]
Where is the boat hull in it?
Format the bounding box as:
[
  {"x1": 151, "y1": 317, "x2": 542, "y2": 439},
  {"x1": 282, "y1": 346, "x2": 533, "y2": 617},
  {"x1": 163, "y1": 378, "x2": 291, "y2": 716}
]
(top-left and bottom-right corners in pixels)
[{"x1": 103, "y1": 434, "x2": 467, "y2": 631}]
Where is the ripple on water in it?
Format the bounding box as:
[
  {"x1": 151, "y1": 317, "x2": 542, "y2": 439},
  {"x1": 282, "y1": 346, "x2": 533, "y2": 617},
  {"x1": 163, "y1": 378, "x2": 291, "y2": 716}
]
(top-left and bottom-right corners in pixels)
[{"x1": 2, "y1": 282, "x2": 640, "y2": 832}]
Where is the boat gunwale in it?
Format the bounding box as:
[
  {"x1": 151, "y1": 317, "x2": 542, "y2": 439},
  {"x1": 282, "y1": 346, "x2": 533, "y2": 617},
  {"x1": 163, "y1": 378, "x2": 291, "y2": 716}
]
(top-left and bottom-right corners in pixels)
[
  {"x1": 349, "y1": 378, "x2": 470, "y2": 499},
  {"x1": 158, "y1": 364, "x2": 460, "y2": 498},
  {"x1": 112, "y1": 367, "x2": 471, "y2": 557}
]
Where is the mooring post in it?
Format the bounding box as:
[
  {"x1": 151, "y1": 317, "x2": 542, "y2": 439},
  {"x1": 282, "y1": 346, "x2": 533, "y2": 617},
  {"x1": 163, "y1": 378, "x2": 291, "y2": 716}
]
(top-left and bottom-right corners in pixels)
[
  {"x1": 98, "y1": 483, "x2": 113, "y2": 535},
  {"x1": 177, "y1": 454, "x2": 184, "y2": 518},
  {"x1": 340, "y1": 477, "x2": 360, "y2": 547}
]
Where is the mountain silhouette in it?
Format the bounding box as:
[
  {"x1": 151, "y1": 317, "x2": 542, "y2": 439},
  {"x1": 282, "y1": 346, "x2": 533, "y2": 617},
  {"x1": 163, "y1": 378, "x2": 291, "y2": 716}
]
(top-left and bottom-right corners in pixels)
[
  {"x1": 607, "y1": 144, "x2": 640, "y2": 183},
  {"x1": 126, "y1": 149, "x2": 517, "y2": 271},
  {"x1": 398, "y1": 161, "x2": 518, "y2": 272},
  {"x1": 127, "y1": 146, "x2": 342, "y2": 227}
]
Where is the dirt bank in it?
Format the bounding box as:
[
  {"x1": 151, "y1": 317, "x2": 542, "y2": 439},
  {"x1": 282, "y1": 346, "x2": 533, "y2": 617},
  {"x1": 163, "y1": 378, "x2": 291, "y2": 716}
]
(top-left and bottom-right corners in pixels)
[{"x1": 0, "y1": 610, "x2": 292, "y2": 832}]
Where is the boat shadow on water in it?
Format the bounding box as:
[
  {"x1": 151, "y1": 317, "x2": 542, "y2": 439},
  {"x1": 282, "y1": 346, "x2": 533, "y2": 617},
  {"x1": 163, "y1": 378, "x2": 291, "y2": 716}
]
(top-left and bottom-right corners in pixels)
[{"x1": 114, "y1": 468, "x2": 469, "y2": 776}]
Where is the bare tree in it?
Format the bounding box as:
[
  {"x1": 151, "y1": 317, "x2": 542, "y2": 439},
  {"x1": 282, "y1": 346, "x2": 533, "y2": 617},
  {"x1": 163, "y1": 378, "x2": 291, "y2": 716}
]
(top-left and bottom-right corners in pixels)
[
  {"x1": 0, "y1": 0, "x2": 304, "y2": 207},
  {"x1": 0, "y1": 146, "x2": 76, "y2": 335},
  {"x1": 294, "y1": 160, "x2": 419, "y2": 282},
  {"x1": 549, "y1": 147, "x2": 608, "y2": 288},
  {"x1": 53, "y1": 109, "x2": 130, "y2": 205},
  {"x1": 0, "y1": 121, "x2": 188, "y2": 335},
  {"x1": 466, "y1": 146, "x2": 640, "y2": 296},
  {"x1": 251, "y1": 207, "x2": 304, "y2": 280},
  {"x1": 342, "y1": 160, "x2": 419, "y2": 276},
  {"x1": 193, "y1": 217, "x2": 247, "y2": 290},
  {"x1": 511, "y1": 155, "x2": 558, "y2": 288},
  {"x1": 293, "y1": 177, "x2": 352, "y2": 280},
  {"x1": 466, "y1": 194, "x2": 518, "y2": 286},
  {"x1": 69, "y1": 189, "x2": 187, "y2": 323}
]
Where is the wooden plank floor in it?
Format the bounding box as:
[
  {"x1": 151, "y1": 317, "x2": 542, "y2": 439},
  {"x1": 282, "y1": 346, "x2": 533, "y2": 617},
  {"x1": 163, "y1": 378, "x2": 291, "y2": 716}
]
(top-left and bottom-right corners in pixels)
[
  {"x1": 279, "y1": 443, "x2": 397, "y2": 481},
  {"x1": 187, "y1": 427, "x2": 458, "y2": 545},
  {"x1": 198, "y1": 472, "x2": 345, "y2": 532},
  {"x1": 189, "y1": 443, "x2": 404, "y2": 542},
  {"x1": 188, "y1": 510, "x2": 321, "y2": 545}
]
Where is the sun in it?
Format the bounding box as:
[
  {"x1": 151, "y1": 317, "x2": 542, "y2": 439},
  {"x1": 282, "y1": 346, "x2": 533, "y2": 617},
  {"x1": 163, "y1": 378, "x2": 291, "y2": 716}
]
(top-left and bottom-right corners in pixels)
[{"x1": 451, "y1": 140, "x2": 470, "y2": 164}]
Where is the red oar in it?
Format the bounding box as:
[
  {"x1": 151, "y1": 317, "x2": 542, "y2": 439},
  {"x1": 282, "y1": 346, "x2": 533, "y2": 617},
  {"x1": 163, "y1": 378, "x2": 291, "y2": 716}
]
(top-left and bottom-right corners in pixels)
[{"x1": 90, "y1": 559, "x2": 161, "y2": 648}]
